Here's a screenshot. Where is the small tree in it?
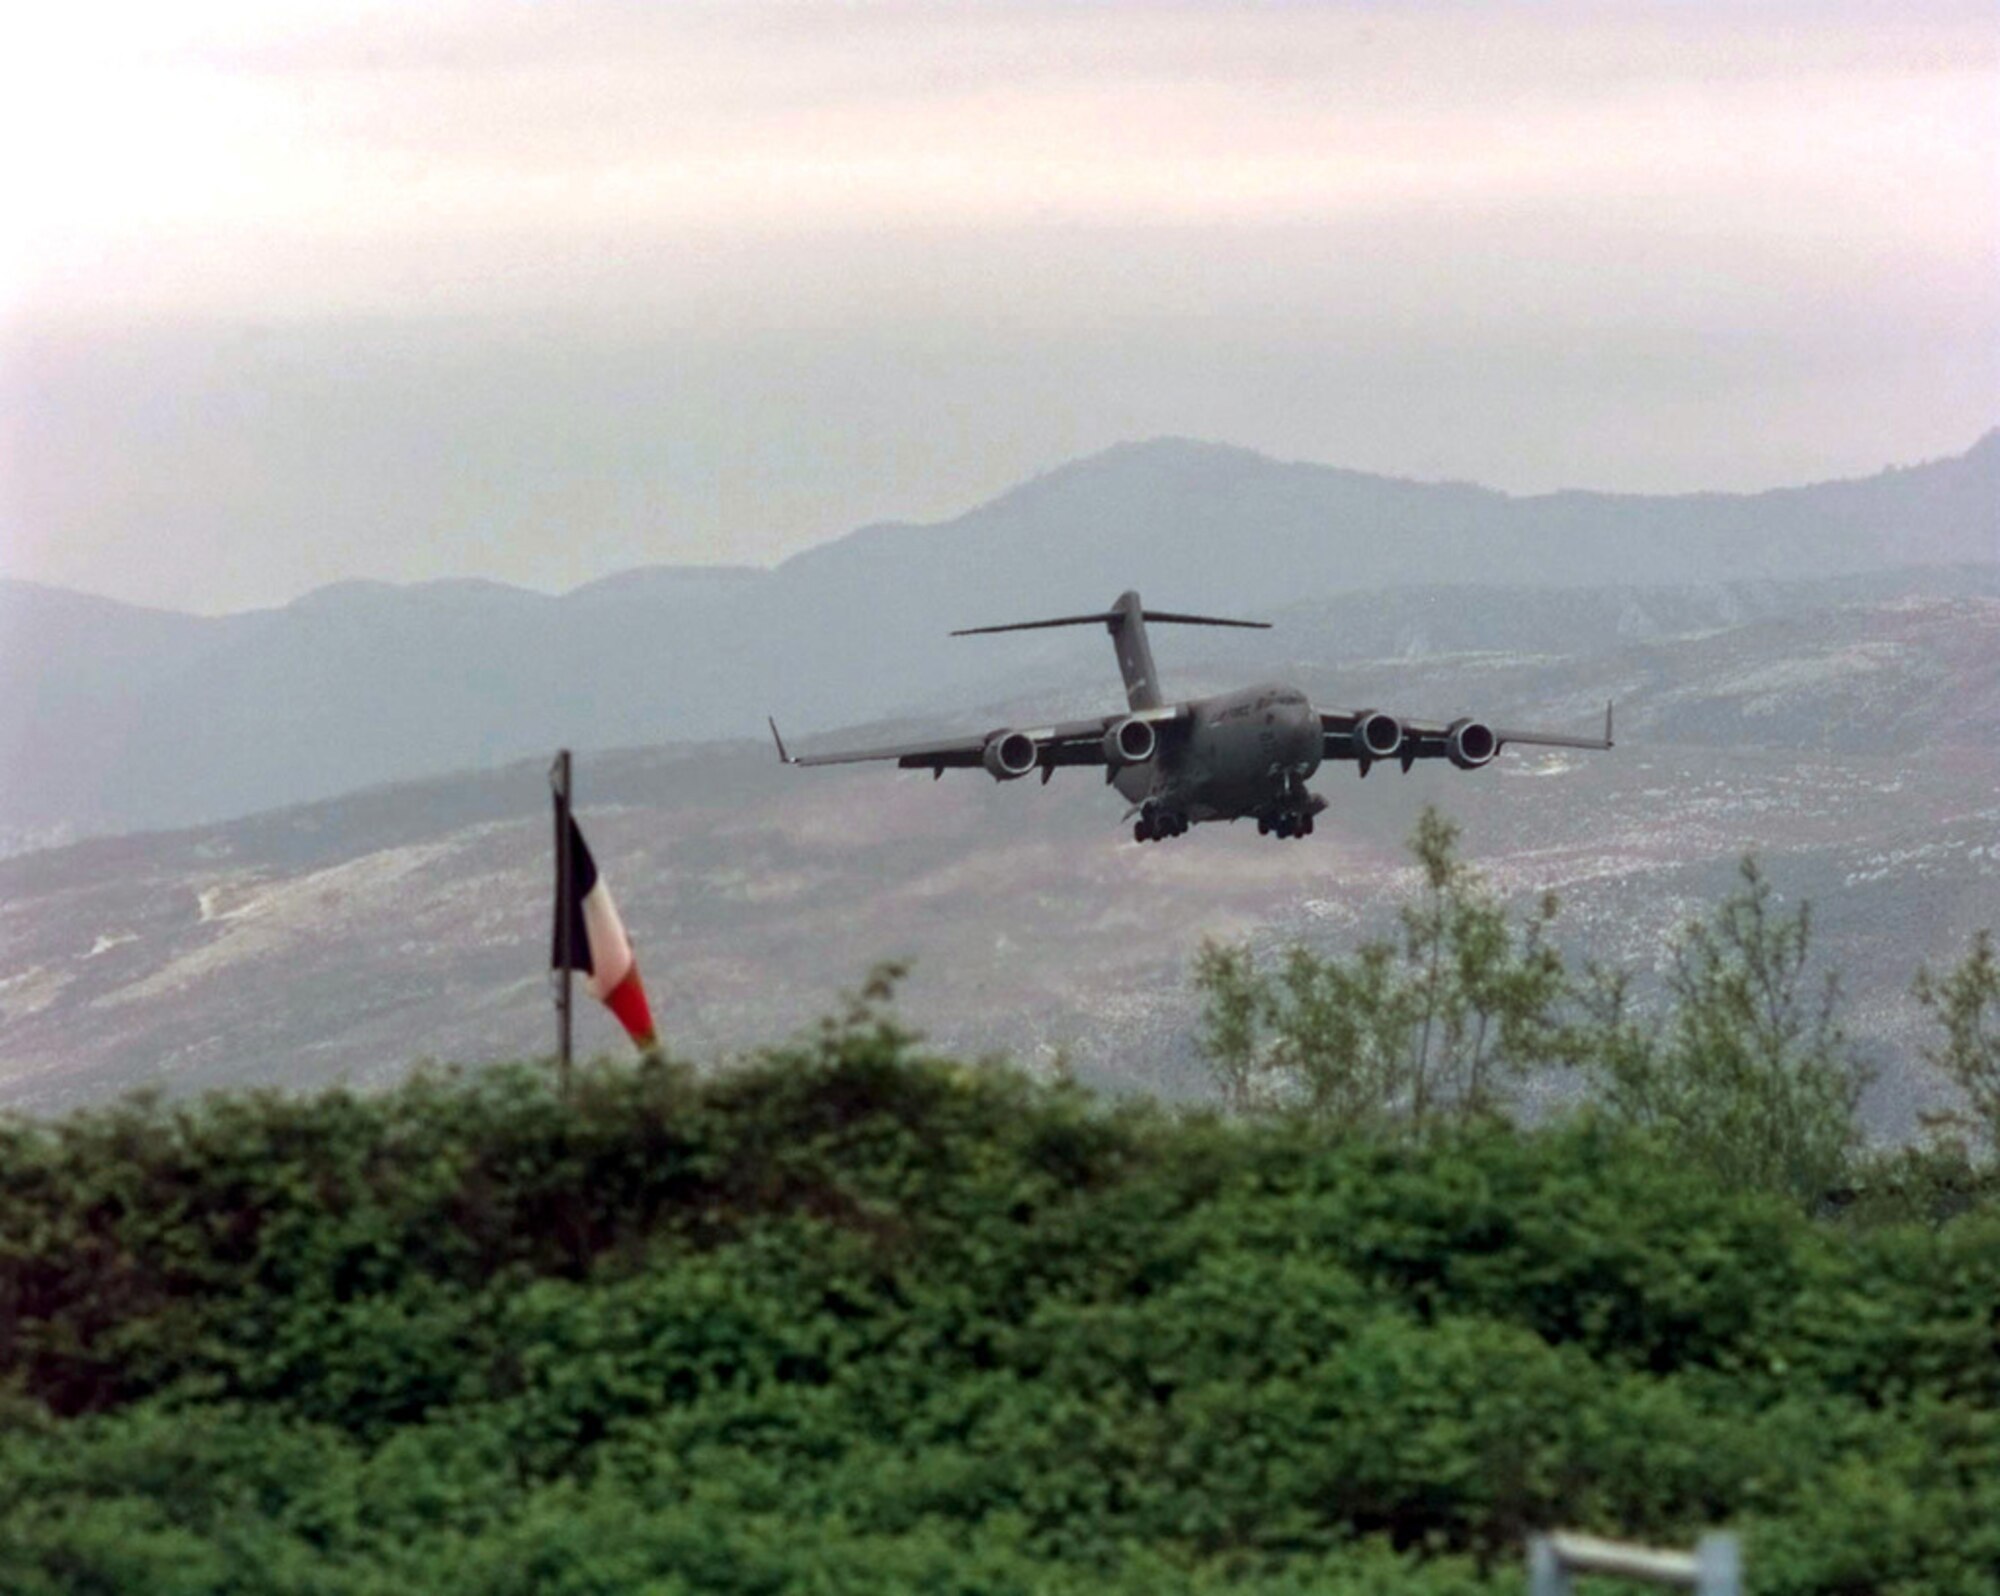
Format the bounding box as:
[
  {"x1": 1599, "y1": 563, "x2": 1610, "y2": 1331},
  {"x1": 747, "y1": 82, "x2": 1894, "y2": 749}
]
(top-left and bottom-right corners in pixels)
[
  {"x1": 1192, "y1": 939, "x2": 1263, "y2": 1115},
  {"x1": 1913, "y1": 930, "x2": 2000, "y2": 1161},
  {"x1": 1194, "y1": 808, "x2": 1569, "y2": 1131},
  {"x1": 1573, "y1": 858, "x2": 1870, "y2": 1207},
  {"x1": 1402, "y1": 809, "x2": 1569, "y2": 1121},
  {"x1": 1266, "y1": 937, "x2": 1420, "y2": 1127}
]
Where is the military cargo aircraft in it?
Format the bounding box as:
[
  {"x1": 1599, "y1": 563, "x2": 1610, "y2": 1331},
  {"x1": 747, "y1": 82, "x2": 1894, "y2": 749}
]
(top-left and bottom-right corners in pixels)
[{"x1": 768, "y1": 590, "x2": 1612, "y2": 842}]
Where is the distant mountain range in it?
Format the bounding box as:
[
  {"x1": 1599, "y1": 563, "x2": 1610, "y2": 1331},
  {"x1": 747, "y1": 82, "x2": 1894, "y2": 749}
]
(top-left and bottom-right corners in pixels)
[
  {"x1": 4, "y1": 432, "x2": 1995, "y2": 844},
  {"x1": 3, "y1": 590, "x2": 1996, "y2": 1132}
]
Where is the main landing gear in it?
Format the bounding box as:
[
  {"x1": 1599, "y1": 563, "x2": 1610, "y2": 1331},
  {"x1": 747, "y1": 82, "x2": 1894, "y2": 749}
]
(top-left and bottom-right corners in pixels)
[
  {"x1": 1134, "y1": 807, "x2": 1189, "y2": 843},
  {"x1": 1257, "y1": 789, "x2": 1325, "y2": 840}
]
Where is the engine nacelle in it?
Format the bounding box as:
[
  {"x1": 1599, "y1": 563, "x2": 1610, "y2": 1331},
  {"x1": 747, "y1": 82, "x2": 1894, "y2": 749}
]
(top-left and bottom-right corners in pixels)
[
  {"x1": 982, "y1": 729, "x2": 1040, "y2": 781},
  {"x1": 1352, "y1": 710, "x2": 1403, "y2": 760},
  {"x1": 1446, "y1": 718, "x2": 1498, "y2": 770},
  {"x1": 1102, "y1": 715, "x2": 1157, "y2": 767}
]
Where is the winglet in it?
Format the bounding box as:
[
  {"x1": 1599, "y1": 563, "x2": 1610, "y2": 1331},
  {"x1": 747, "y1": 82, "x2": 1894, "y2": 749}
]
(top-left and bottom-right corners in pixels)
[{"x1": 767, "y1": 717, "x2": 795, "y2": 765}]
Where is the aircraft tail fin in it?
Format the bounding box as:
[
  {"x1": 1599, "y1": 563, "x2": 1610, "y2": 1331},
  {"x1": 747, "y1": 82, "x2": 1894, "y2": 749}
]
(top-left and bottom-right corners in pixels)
[{"x1": 951, "y1": 590, "x2": 1269, "y2": 711}]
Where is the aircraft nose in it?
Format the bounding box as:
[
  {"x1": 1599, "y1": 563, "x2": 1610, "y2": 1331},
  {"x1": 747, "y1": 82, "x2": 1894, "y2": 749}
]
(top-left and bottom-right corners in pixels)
[{"x1": 1287, "y1": 698, "x2": 1321, "y2": 764}]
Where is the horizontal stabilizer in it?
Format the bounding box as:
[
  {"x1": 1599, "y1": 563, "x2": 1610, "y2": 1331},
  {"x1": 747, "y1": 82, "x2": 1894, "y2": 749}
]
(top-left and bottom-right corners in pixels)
[
  {"x1": 951, "y1": 612, "x2": 1119, "y2": 636},
  {"x1": 951, "y1": 590, "x2": 1266, "y2": 710},
  {"x1": 1140, "y1": 610, "x2": 1271, "y2": 630},
  {"x1": 952, "y1": 608, "x2": 1269, "y2": 636}
]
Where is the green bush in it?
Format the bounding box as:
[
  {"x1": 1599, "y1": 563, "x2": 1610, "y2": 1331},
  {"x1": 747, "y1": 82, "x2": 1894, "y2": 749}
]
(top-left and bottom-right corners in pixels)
[
  {"x1": 1914, "y1": 930, "x2": 2000, "y2": 1162},
  {"x1": 2, "y1": 1017, "x2": 1996, "y2": 1593},
  {"x1": 1571, "y1": 859, "x2": 1871, "y2": 1208},
  {"x1": 1194, "y1": 809, "x2": 1568, "y2": 1128},
  {"x1": 1198, "y1": 817, "x2": 1888, "y2": 1211}
]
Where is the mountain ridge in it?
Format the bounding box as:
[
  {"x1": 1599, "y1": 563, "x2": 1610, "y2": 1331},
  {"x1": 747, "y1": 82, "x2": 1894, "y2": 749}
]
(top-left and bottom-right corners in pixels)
[
  {"x1": 10, "y1": 427, "x2": 1994, "y2": 622},
  {"x1": 3, "y1": 432, "x2": 1994, "y2": 843}
]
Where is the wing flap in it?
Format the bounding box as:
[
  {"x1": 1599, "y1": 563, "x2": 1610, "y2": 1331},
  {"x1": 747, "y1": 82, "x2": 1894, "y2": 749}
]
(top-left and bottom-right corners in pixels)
[
  {"x1": 1497, "y1": 703, "x2": 1614, "y2": 751},
  {"x1": 1321, "y1": 705, "x2": 1614, "y2": 760},
  {"x1": 773, "y1": 703, "x2": 1192, "y2": 772},
  {"x1": 786, "y1": 734, "x2": 988, "y2": 768},
  {"x1": 1320, "y1": 711, "x2": 1450, "y2": 760}
]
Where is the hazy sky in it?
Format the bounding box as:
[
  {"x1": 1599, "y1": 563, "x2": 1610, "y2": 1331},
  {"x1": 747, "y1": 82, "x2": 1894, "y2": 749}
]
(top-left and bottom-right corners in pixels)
[{"x1": 3, "y1": 1, "x2": 1996, "y2": 613}]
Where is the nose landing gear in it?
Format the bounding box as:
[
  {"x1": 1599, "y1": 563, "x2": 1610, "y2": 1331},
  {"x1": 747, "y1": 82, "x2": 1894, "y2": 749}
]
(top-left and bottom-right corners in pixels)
[{"x1": 1134, "y1": 806, "x2": 1189, "y2": 843}]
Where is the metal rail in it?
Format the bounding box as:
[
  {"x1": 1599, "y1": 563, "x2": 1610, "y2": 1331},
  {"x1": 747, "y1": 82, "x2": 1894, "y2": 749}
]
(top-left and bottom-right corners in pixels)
[{"x1": 1528, "y1": 1532, "x2": 1740, "y2": 1596}]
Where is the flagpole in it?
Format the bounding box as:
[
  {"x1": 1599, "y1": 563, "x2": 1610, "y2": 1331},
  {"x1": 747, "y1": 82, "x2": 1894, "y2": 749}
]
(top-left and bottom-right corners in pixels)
[{"x1": 550, "y1": 747, "x2": 573, "y2": 1098}]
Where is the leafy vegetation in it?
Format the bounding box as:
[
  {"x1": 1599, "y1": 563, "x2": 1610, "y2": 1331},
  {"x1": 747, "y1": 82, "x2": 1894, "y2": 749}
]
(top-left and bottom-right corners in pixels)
[
  {"x1": 1915, "y1": 930, "x2": 2000, "y2": 1161},
  {"x1": 1192, "y1": 811, "x2": 1997, "y2": 1217},
  {"x1": 1196, "y1": 809, "x2": 1569, "y2": 1130},
  {"x1": 1, "y1": 829, "x2": 1995, "y2": 1593},
  {"x1": 1565, "y1": 857, "x2": 1872, "y2": 1208},
  {"x1": 2, "y1": 992, "x2": 1998, "y2": 1591}
]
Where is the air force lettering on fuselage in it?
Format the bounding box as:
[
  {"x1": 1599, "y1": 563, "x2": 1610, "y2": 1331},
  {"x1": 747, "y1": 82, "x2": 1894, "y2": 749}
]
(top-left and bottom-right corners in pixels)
[{"x1": 768, "y1": 590, "x2": 1612, "y2": 843}]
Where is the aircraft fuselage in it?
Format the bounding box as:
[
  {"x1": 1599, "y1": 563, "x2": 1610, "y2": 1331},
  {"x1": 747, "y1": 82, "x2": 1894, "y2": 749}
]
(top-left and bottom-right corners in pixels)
[{"x1": 1113, "y1": 681, "x2": 1322, "y2": 825}]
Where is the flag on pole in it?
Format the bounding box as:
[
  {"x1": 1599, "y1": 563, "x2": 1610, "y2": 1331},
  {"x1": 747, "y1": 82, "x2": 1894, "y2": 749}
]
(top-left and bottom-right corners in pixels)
[{"x1": 552, "y1": 815, "x2": 659, "y2": 1053}]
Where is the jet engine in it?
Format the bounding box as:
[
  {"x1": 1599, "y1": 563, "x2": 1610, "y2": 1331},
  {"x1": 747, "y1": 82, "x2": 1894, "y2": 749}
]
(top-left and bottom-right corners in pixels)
[
  {"x1": 1352, "y1": 710, "x2": 1403, "y2": 760},
  {"x1": 982, "y1": 729, "x2": 1040, "y2": 781},
  {"x1": 1446, "y1": 718, "x2": 1498, "y2": 770},
  {"x1": 1101, "y1": 715, "x2": 1157, "y2": 767}
]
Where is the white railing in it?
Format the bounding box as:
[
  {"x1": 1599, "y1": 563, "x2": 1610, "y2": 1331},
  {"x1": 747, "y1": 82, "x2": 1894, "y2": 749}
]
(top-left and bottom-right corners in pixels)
[{"x1": 1528, "y1": 1532, "x2": 1741, "y2": 1596}]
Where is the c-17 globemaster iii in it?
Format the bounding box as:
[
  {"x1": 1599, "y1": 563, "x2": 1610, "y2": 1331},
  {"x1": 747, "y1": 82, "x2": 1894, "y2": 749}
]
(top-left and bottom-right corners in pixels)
[{"x1": 769, "y1": 590, "x2": 1612, "y2": 842}]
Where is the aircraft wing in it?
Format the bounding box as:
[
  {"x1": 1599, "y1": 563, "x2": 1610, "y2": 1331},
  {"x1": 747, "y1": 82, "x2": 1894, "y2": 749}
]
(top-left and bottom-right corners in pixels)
[
  {"x1": 1322, "y1": 703, "x2": 1614, "y2": 763},
  {"x1": 769, "y1": 704, "x2": 1189, "y2": 775},
  {"x1": 1487, "y1": 709, "x2": 1618, "y2": 752}
]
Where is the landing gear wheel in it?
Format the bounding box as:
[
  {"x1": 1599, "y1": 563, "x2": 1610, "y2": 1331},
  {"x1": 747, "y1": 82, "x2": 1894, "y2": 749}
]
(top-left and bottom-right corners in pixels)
[
  {"x1": 1301, "y1": 813, "x2": 1315, "y2": 836},
  {"x1": 1257, "y1": 816, "x2": 1270, "y2": 836},
  {"x1": 1134, "y1": 819, "x2": 1153, "y2": 843}
]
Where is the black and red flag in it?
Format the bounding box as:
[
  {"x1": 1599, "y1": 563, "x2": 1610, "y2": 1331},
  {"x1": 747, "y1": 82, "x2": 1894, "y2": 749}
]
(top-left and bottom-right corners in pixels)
[{"x1": 552, "y1": 815, "x2": 659, "y2": 1053}]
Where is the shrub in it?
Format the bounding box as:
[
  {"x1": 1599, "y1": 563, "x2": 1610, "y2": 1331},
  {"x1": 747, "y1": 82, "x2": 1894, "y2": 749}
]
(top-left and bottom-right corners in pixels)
[
  {"x1": 1914, "y1": 930, "x2": 2000, "y2": 1161},
  {"x1": 0, "y1": 937, "x2": 1992, "y2": 1591},
  {"x1": 1195, "y1": 808, "x2": 1568, "y2": 1130}
]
